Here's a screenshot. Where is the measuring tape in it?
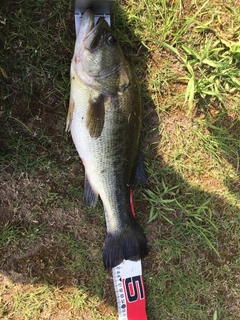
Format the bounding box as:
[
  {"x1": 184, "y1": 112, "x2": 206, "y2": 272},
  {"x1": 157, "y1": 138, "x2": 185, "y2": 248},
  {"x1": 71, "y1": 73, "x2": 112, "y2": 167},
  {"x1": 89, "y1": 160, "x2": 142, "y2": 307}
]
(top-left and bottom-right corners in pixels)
[{"x1": 112, "y1": 260, "x2": 148, "y2": 320}]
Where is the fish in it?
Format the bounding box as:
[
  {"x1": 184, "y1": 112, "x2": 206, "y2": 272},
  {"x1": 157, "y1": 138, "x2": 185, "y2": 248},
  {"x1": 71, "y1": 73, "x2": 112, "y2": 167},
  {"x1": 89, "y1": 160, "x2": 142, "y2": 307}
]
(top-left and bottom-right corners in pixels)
[{"x1": 66, "y1": 9, "x2": 148, "y2": 269}]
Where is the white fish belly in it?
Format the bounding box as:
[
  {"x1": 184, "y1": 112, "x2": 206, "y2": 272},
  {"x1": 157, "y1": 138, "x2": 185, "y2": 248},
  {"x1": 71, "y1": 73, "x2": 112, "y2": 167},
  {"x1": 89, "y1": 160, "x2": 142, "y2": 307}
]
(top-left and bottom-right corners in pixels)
[{"x1": 69, "y1": 79, "x2": 112, "y2": 197}]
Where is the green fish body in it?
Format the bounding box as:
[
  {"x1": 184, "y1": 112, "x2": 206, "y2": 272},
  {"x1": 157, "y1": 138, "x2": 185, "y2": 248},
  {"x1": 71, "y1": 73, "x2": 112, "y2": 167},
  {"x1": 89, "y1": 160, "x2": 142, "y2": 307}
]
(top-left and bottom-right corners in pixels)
[{"x1": 66, "y1": 9, "x2": 148, "y2": 269}]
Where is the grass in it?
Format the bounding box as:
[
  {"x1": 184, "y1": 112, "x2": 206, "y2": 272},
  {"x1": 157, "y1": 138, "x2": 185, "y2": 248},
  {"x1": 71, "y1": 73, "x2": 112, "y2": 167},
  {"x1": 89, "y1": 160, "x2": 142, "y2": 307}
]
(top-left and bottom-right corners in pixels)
[
  {"x1": 0, "y1": 0, "x2": 240, "y2": 319},
  {"x1": 164, "y1": 35, "x2": 240, "y2": 114}
]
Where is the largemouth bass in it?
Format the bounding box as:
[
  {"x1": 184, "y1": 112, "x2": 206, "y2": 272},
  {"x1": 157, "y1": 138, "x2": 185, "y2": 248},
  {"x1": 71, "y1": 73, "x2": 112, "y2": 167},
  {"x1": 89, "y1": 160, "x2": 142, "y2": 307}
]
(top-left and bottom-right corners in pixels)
[{"x1": 66, "y1": 9, "x2": 148, "y2": 269}]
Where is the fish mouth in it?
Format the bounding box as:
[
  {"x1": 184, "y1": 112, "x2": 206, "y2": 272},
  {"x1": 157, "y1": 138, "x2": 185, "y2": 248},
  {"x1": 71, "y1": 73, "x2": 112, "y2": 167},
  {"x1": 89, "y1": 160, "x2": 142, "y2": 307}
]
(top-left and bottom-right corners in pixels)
[
  {"x1": 77, "y1": 9, "x2": 94, "y2": 40},
  {"x1": 81, "y1": 9, "x2": 106, "y2": 40}
]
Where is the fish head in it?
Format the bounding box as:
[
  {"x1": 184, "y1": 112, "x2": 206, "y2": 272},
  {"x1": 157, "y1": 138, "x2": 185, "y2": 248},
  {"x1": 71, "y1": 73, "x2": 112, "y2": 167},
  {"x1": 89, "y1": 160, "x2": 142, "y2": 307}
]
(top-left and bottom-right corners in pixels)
[
  {"x1": 82, "y1": 15, "x2": 120, "y2": 74},
  {"x1": 73, "y1": 9, "x2": 130, "y2": 95}
]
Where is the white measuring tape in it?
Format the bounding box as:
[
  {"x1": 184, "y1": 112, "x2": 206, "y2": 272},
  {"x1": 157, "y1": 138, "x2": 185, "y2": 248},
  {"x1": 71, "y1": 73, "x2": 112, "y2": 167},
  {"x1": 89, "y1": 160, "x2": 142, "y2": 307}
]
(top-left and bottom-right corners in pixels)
[{"x1": 112, "y1": 260, "x2": 147, "y2": 320}]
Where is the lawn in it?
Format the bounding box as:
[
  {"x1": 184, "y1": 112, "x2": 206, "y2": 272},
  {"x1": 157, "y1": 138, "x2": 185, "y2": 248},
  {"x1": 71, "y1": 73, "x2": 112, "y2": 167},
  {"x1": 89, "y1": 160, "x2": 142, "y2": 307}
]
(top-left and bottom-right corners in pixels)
[{"x1": 0, "y1": 0, "x2": 240, "y2": 319}]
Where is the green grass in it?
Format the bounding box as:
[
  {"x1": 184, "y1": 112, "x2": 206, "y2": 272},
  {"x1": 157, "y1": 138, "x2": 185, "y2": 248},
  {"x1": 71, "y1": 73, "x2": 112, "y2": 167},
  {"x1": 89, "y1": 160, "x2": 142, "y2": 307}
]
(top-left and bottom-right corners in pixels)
[
  {"x1": 161, "y1": 35, "x2": 240, "y2": 114},
  {"x1": 1, "y1": 0, "x2": 240, "y2": 319},
  {"x1": 12, "y1": 286, "x2": 59, "y2": 320}
]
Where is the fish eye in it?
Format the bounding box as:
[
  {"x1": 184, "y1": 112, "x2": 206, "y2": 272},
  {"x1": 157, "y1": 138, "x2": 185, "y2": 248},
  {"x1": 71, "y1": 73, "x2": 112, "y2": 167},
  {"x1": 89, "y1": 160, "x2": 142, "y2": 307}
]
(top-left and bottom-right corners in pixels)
[{"x1": 107, "y1": 34, "x2": 117, "y2": 46}]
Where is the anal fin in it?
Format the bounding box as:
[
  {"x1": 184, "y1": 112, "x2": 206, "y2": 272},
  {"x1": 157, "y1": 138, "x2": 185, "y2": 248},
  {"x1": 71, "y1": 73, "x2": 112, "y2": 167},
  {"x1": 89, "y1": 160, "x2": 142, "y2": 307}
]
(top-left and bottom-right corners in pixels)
[{"x1": 83, "y1": 176, "x2": 98, "y2": 207}]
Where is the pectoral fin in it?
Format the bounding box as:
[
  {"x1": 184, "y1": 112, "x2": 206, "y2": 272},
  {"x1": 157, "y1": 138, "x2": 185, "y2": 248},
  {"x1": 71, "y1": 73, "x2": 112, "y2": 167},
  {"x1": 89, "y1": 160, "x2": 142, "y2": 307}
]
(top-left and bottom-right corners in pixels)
[
  {"x1": 86, "y1": 94, "x2": 105, "y2": 138},
  {"x1": 66, "y1": 98, "x2": 75, "y2": 132}
]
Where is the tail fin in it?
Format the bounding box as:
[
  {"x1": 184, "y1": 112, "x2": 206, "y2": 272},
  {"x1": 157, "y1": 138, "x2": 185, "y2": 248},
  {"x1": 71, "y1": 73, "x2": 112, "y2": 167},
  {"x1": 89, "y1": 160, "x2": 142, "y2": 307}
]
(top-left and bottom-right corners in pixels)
[{"x1": 103, "y1": 224, "x2": 148, "y2": 269}]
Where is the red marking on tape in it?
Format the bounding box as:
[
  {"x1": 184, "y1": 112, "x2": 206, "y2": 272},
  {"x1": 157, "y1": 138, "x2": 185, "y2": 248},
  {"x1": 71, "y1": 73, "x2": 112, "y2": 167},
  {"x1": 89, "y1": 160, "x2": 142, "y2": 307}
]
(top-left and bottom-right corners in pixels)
[{"x1": 122, "y1": 275, "x2": 148, "y2": 320}]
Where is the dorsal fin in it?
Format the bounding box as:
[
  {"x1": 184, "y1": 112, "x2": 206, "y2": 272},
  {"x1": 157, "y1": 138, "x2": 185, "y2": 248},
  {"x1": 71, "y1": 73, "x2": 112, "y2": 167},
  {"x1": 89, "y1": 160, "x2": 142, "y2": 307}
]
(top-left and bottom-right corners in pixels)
[{"x1": 134, "y1": 153, "x2": 149, "y2": 185}]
